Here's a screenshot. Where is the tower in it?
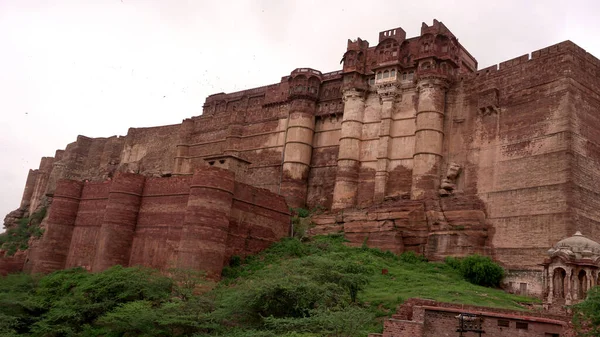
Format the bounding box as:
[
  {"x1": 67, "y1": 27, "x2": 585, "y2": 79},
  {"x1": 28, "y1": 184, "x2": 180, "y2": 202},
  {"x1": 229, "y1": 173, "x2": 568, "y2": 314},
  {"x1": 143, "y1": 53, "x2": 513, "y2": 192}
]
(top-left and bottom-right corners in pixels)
[
  {"x1": 331, "y1": 37, "x2": 370, "y2": 209},
  {"x1": 372, "y1": 27, "x2": 407, "y2": 202},
  {"x1": 280, "y1": 68, "x2": 322, "y2": 208},
  {"x1": 411, "y1": 20, "x2": 459, "y2": 199}
]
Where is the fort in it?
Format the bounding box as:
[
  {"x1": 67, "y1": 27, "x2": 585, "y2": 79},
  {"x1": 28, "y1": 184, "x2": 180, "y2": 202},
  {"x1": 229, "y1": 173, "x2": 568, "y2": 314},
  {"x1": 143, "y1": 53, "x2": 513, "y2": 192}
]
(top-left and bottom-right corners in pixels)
[{"x1": 2, "y1": 19, "x2": 600, "y2": 313}]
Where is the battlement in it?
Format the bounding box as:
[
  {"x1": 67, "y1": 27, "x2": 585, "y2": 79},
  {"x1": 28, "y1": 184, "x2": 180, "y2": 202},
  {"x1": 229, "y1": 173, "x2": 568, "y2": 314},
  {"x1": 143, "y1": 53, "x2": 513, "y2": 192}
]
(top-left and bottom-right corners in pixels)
[
  {"x1": 347, "y1": 37, "x2": 369, "y2": 50},
  {"x1": 290, "y1": 68, "x2": 322, "y2": 78},
  {"x1": 420, "y1": 19, "x2": 455, "y2": 38},
  {"x1": 463, "y1": 40, "x2": 600, "y2": 82},
  {"x1": 378, "y1": 27, "x2": 406, "y2": 43}
]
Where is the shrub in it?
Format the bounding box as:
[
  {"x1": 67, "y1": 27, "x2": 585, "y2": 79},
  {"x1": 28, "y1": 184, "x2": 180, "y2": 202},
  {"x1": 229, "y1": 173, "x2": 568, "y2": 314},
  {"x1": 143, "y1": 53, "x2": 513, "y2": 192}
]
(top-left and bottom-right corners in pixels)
[
  {"x1": 0, "y1": 208, "x2": 47, "y2": 256},
  {"x1": 573, "y1": 286, "x2": 600, "y2": 337},
  {"x1": 399, "y1": 251, "x2": 428, "y2": 264},
  {"x1": 444, "y1": 256, "x2": 462, "y2": 270},
  {"x1": 458, "y1": 254, "x2": 504, "y2": 287}
]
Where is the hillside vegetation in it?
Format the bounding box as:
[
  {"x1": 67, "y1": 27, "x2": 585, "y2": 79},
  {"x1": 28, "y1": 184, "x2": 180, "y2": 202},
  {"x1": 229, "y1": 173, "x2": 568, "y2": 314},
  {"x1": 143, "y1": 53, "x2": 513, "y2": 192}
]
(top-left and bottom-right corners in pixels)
[{"x1": 0, "y1": 235, "x2": 538, "y2": 337}]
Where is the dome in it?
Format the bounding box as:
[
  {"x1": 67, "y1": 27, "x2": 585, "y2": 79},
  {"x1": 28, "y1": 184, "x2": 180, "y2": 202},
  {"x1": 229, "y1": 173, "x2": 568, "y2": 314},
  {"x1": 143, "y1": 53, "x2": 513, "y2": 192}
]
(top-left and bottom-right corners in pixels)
[{"x1": 548, "y1": 231, "x2": 600, "y2": 258}]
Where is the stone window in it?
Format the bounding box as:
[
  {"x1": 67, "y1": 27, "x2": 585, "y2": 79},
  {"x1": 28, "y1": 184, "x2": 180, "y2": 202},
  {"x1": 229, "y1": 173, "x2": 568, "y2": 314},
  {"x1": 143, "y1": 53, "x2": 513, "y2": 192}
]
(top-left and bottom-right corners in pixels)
[
  {"x1": 377, "y1": 72, "x2": 382, "y2": 79},
  {"x1": 383, "y1": 70, "x2": 389, "y2": 78},
  {"x1": 497, "y1": 319, "x2": 509, "y2": 327},
  {"x1": 390, "y1": 69, "x2": 396, "y2": 77},
  {"x1": 519, "y1": 282, "x2": 527, "y2": 295},
  {"x1": 516, "y1": 322, "x2": 528, "y2": 330}
]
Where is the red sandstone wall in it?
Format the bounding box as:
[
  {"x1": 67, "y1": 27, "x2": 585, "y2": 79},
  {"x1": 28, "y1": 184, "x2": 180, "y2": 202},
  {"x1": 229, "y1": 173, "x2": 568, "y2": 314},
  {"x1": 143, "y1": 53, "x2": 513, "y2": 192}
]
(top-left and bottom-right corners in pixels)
[
  {"x1": 567, "y1": 43, "x2": 600, "y2": 242},
  {"x1": 227, "y1": 182, "x2": 290, "y2": 260},
  {"x1": 24, "y1": 167, "x2": 290, "y2": 278},
  {"x1": 444, "y1": 41, "x2": 578, "y2": 268},
  {"x1": 129, "y1": 176, "x2": 191, "y2": 270},
  {"x1": 121, "y1": 125, "x2": 179, "y2": 175},
  {"x1": 26, "y1": 179, "x2": 83, "y2": 273},
  {"x1": 381, "y1": 298, "x2": 572, "y2": 337},
  {"x1": 65, "y1": 181, "x2": 110, "y2": 270}
]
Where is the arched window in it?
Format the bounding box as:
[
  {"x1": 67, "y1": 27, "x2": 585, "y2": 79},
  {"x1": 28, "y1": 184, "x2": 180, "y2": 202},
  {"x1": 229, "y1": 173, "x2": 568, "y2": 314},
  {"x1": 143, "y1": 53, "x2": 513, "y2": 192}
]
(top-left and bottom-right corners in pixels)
[
  {"x1": 383, "y1": 70, "x2": 389, "y2": 78},
  {"x1": 376, "y1": 72, "x2": 382, "y2": 79},
  {"x1": 579, "y1": 270, "x2": 588, "y2": 300},
  {"x1": 390, "y1": 69, "x2": 396, "y2": 77},
  {"x1": 553, "y1": 268, "x2": 566, "y2": 299}
]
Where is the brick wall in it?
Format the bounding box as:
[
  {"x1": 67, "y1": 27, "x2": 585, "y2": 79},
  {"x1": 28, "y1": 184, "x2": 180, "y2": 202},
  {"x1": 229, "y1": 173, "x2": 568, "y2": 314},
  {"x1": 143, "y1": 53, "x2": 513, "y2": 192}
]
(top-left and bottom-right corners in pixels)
[
  {"x1": 377, "y1": 298, "x2": 573, "y2": 337},
  {"x1": 19, "y1": 167, "x2": 290, "y2": 278}
]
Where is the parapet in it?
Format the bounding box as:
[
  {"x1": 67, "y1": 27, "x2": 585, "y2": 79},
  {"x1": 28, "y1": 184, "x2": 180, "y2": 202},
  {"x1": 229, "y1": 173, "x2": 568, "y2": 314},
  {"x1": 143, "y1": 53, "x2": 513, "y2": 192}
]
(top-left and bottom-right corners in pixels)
[
  {"x1": 420, "y1": 19, "x2": 455, "y2": 39},
  {"x1": 347, "y1": 37, "x2": 369, "y2": 51},
  {"x1": 378, "y1": 27, "x2": 406, "y2": 43}
]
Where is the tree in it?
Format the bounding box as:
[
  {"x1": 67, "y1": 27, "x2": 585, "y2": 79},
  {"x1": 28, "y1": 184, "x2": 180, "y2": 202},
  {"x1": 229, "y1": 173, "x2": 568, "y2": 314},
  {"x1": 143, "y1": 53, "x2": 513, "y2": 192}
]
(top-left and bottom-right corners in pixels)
[{"x1": 573, "y1": 286, "x2": 600, "y2": 337}]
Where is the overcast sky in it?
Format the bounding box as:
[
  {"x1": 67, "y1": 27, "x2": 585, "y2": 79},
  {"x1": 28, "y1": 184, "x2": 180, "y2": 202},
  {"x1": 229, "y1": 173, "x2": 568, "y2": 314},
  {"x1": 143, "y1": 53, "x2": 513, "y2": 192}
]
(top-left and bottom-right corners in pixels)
[{"x1": 1, "y1": 0, "x2": 599, "y2": 228}]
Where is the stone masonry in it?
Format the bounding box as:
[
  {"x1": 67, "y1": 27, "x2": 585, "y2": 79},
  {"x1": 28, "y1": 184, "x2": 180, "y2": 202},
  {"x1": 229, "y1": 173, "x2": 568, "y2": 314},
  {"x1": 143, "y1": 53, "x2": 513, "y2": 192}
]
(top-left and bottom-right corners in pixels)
[{"x1": 3, "y1": 19, "x2": 600, "y2": 285}]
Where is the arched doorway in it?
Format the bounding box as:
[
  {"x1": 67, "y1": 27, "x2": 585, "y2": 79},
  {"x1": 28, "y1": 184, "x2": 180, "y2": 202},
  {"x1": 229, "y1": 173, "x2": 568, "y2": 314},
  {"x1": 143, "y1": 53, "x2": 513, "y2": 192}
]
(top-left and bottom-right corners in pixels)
[
  {"x1": 578, "y1": 270, "x2": 588, "y2": 300},
  {"x1": 553, "y1": 268, "x2": 566, "y2": 299}
]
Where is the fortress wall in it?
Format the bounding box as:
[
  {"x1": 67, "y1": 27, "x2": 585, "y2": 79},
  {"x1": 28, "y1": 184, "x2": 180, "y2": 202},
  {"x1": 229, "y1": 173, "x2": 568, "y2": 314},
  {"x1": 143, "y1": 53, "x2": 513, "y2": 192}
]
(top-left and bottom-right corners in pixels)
[
  {"x1": 227, "y1": 182, "x2": 290, "y2": 261},
  {"x1": 129, "y1": 175, "x2": 191, "y2": 270},
  {"x1": 65, "y1": 181, "x2": 110, "y2": 270},
  {"x1": 356, "y1": 92, "x2": 382, "y2": 206},
  {"x1": 20, "y1": 167, "x2": 290, "y2": 277},
  {"x1": 569, "y1": 47, "x2": 600, "y2": 241},
  {"x1": 445, "y1": 42, "x2": 577, "y2": 268},
  {"x1": 27, "y1": 179, "x2": 83, "y2": 273},
  {"x1": 177, "y1": 168, "x2": 235, "y2": 278},
  {"x1": 92, "y1": 172, "x2": 145, "y2": 271},
  {"x1": 387, "y1": 87, "x2": 419, "y2": 198},
  {"x1": 120, "y1": 124, "x2": 180, "y2": 175},
  {"x1": 307, "y1": 115, "x2": 341, "y2": 208}
]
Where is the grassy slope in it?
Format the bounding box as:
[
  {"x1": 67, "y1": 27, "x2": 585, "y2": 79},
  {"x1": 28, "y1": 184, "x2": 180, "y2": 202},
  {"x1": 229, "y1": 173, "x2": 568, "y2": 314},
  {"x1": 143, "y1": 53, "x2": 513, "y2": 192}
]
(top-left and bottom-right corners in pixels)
[{"x1": 218, "y1": 235, "x2": 538, "y2": 314}]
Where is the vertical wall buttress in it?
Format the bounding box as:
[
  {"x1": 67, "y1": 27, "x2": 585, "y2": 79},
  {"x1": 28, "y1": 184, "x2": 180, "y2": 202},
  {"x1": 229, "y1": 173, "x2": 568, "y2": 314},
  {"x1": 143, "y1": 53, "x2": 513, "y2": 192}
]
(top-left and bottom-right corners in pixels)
[
  {"x1": 92, "y1": 172, "x2": 145, "y2": 271},
  {"x1": 332, "y1": 89, "x2": 366, "y2": 209},
  {"x1": 411, "y1": 77, "x2": 449, "y2": 199},
  {"x1": 177, "y1": 167, "x2": 235, "y2": 278},
  {"x1": 29, "y1": 179, "x2": 83, "y2": 273}
]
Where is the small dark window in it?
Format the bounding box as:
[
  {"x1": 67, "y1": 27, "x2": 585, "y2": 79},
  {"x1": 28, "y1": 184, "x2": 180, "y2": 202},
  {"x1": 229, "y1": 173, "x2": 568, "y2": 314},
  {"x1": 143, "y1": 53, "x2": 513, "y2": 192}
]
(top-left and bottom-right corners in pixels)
[
  {"x1": 497, "y1": 319, "x2": 509, "y2": 327},
  {"x1": 545, "y1": 334, "x2": 560, "y2": 337},
  {"x1": 516, "y1": 322, "x2": 528, "y2": 330},
  {"x1": 219, "y1": 159, "x2": 225, "y2": 164}
]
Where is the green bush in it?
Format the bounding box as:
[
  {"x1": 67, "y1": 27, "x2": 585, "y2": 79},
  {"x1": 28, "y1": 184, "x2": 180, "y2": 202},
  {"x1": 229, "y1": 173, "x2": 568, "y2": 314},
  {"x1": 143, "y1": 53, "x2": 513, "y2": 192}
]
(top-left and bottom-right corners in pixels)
[
  {"x1": 444, "y1": 256, "x2": 462, "y2": 270},
  {"x1": 458, "y1": 255, "x2": 504, "y2": 287},
  {"x1": 573, "y1": 286, "x2": 600, "y2": 337},
  {"x1": 399, "y1": 251, "x2": 428, "y2": 264},
  {"x1": 0, "y1": 208, "x2": 46, "y2": 256}
]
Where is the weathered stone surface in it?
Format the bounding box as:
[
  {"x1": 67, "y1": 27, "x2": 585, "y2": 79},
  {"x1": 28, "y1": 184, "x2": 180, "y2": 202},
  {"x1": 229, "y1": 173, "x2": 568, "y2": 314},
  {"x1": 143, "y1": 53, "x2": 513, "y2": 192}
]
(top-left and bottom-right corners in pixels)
[
  {"x1": 19, "y1": 167, "x2": 290, "y2": 279},
  {"x1": 4, "y1": 19, "x2": 600, "y2": 290}
]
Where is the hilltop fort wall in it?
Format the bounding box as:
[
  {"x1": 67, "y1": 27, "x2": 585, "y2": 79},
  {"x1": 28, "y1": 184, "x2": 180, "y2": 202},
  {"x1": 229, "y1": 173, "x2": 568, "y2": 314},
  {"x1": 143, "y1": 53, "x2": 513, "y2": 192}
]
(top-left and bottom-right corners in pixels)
[
  {"x1": 3, "y1": 20, "x2": 600, "y2": 291},
  {"x1": 20, "y1": 167, "x2": 290, "y2": 278}
]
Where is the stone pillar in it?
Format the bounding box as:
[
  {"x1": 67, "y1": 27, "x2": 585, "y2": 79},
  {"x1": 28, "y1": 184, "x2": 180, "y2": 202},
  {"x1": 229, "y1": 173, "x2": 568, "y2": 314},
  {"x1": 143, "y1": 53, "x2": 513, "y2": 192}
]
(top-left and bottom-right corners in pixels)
[
  {"x1": 411, "y1": 77, "x2": 449, "y2": 200},
  {"x1": 332, "y1": 89, "x2": 365, "y2": 210},
  {"x1": 29, "y1": 179, "x2": 83, "y2": 273},
  {"x1": 177, "y1": 167, "x2": 234, "y2": 279},
  {"x1": 280, "y1": 98, "x2": 316, "y2": 208},
  {"x1": 566, "y1": 268, "x2": 573, "y2": 304},
  {"x1": 374, "y1": 83, "x2": 400, "y2": 203},
  {"x1": 174, "y1": 119, "x2": 194, "y2": 175},
  {"x1": 547, "y1": 267, "x2": 554, "y2": 304},
  {"x1": 92, "y1": 172, "x2": 145, "y2": 272}
]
